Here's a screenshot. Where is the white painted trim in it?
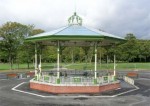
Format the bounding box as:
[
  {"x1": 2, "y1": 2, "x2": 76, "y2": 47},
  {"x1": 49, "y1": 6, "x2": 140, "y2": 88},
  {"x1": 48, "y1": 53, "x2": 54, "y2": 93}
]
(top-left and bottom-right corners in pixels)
[
  {"x1": 0, "y1": 79, "x2": 8, "y2": 81},
  {"x1": 94, "y1": 43, "x2": 97, "y2": 79},
  {"x1": 0, "y1": 77, "x2": 29, "y2": 81},
  {"x1": 30, "y1": 79, "x2": 120, "y2": 87},
  {"x1": 123, "y1": 76, "x2": 134, "y2": 85},
  {"x1": 112, "y1": 84, "x2": 139, "y2": 97},
  {"x1": 137, "y1": 78, "x2": 150, "y2": 80},
  {"x1": 57, "y1": 40, "x2": 60, "y2": 79},
  {"x1": 12, "y1": 82, "x2": 45, "y2": 98},
  {"x1": 11, "y1": 81, "x2": 139, "y2": 98},
  {"x1": 114, "y1": 54, "x2": 116, "y2": 76}
]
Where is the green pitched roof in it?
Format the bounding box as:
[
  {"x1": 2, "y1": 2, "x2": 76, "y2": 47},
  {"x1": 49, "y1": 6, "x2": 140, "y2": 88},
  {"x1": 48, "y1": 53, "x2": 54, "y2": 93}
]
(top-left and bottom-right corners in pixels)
[{"x1": 26, "y1": 24, "x2": 124, "y2": 42}]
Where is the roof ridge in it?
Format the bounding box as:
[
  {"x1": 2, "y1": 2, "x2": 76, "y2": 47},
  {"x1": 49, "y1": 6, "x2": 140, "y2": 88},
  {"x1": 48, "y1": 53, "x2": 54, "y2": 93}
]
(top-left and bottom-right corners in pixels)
[
  {"x1": 82, "y1": 25, "x2": 100, "y2": 35},
  {"x1": 83, "y1": 25, "x2": 124, "y2": 39},
  {"x1": 26, "y1": 26, "x2": 68, "y2": 39},
  {"x1": 53, "y1": 25, "x2": 70, "y2": 35}
]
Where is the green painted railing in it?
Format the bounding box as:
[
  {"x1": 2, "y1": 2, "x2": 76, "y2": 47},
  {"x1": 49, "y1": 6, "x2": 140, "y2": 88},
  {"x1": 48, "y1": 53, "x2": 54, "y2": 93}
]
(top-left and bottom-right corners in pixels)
[
  {"x1": 34, "y1": 75, "x2": 118, "y2": 85},
  {"x1": 44, "y1": 76, "x2": 49, "y2": 82},
  {"x1": 73, "y1": 77, "x2": 81, "y2": 83}
]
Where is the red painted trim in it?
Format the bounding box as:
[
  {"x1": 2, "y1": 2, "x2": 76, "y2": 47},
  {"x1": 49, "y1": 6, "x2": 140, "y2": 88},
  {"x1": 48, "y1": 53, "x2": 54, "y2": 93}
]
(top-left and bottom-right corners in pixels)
[
  {"x1": 7, "y1": 73, "x2": 17, "y2": 78},
  {"x1": 26, "y1": 72, "x2": 35, "y2": 76},
  {"x1": 127, "y1": 72, "x2": 138, "y2": 77}
]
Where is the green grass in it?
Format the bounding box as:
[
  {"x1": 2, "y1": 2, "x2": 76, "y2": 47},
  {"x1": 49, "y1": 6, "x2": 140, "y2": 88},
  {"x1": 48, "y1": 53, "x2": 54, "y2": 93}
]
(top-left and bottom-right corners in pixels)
[
  {"x1": 0, "y1": 62, "x2": 150, "y2": 72},
  {"x1": 0, "y1": 63, "x2": 57, "y2": 72},
  {"x1": 65, "y1": 63, "x2": 150, "y2": 71}
]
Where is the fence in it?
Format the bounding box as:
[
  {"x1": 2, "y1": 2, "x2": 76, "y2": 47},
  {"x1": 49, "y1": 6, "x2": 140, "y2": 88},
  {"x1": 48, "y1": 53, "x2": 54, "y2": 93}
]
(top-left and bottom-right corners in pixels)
[
  {"x1": 123, "y1": 76, "x2": 134, "y2": 85},
  {"x1": 34, "y1": 75, "x2": 118, "y2": 86}
]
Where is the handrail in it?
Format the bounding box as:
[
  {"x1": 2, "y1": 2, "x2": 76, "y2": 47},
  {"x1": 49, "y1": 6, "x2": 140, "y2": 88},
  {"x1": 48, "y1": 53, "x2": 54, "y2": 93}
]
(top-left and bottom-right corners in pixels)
[{"x1": 33, "y1": 75, "x2": 118, "y2": 86}]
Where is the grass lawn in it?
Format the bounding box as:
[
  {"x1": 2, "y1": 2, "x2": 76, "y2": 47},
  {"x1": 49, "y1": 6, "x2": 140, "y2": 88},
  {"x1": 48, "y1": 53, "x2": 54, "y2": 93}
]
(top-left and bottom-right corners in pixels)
[
  {"x1": 0, "y1": 62, "x2": 150, "y2": 72},
  {"x1": 65, "y1": 63, "x2": 150, "y2": 71},
  {"x1": 0, "y1": 63, "x2": 57, "y2": 72}
]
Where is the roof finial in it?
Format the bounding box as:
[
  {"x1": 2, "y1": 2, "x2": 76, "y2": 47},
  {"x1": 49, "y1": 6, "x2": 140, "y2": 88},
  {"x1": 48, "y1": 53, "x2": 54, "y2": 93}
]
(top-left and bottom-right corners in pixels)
[
  {"x1": 68, "y1": 12, "x2": 82, "y2": 25},
  {"x1": 68, "y1": 0, "x2": 82, "y2": 26}
]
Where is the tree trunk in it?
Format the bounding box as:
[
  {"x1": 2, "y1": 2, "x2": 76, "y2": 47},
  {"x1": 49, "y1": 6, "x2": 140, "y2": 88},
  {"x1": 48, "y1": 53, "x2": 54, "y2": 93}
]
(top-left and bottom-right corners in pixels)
[
  {"x1": 140, "y1": 57, "x2": 141, "y2": 62},
  {"x1": 27, "y1": 62, "x2": 30, "y2": 69},
  {"x1": 11, "y1": 58, "x2": 13, "y2": 70},
  {"x1": 89, "y1": 55, "x2": 93, "y2": 64},
  {"x1": 85, "y1": 55, "x2": 88, "y2": 65},
  {"x1": 33, "y1": 59, "x2": 34, "y2": 68},
  {"x1": 17, "y1": 63, "x2": 19, "y2": 70},
  {"x1": 99, "y1": 52, "x2": 101, "y2": 68},
  {"x1": 145, "y1": 56, "x2": 147, "y2": 62},
  {"x1": 9, "y1": 54, "x2": 13, "y2": 70},
  {"x1": 71, "y1": 49, "x2": 74, "y2": 64},
  {"x1": 106, "y1": 55, "x2": 109, "y2": 73}
]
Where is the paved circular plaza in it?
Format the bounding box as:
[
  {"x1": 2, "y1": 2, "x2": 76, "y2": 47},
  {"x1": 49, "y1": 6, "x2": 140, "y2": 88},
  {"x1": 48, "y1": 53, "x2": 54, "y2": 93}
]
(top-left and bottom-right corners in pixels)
[{"x1": 0, "y1": 71, "x2": 150, "y2": 106}]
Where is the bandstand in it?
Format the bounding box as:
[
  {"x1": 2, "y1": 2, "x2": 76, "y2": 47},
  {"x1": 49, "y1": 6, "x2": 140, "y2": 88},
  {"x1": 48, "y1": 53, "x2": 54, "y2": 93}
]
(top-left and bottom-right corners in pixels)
[{"x1": 26, "y1": 12, "x2": 124, "y2": 94}]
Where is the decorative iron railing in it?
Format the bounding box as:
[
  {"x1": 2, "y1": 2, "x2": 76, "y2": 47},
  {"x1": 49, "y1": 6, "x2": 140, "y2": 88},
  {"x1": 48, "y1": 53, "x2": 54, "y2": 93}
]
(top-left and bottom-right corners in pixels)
[{"x1": 33, "y1": 75, "x2": 118, "y2": 86}]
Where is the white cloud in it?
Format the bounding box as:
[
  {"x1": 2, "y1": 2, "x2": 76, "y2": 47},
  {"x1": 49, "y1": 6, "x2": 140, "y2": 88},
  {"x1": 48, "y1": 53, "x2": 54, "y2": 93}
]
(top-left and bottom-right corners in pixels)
[{"x1": 0, "y1": 0, "x2": 150, "y2": 39}]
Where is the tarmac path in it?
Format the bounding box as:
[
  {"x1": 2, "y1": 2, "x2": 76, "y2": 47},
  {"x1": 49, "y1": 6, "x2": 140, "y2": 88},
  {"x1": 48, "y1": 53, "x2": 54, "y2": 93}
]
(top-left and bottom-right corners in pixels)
[{"x1": 0, "y1": 71, "x2": 150, "y2": 106}]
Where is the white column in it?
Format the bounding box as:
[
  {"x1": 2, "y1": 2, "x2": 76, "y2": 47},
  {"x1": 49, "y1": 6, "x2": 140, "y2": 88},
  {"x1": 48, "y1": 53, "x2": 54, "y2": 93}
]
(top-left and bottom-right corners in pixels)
[
  {"x1": 39, "y1": 47, "x2": 42, "y2": 74},
  {"x1": 107, "y1": 55, "x2": 108, "y2": 68},
  {"x1": 39, "y1": 54, "x2": 41, "y2": 73},
  {"x1": 99, "y1": 42, "x2": 102, "y2": 68},
  {"x1": 114, "y1": 54, "x2": 116, "y2": 76},
  {"x1": 57, "y1": 41, "x2": 60, "y2": 79},
  {"x1": 39, "y1": 49, "x2": 42, "y2": 80},
  {"x1": 94, "y1": 43, "x2": 97, "y2": 79},
  {"x1": 35, "y1": 43, "x2": 38, "y2": 76}
]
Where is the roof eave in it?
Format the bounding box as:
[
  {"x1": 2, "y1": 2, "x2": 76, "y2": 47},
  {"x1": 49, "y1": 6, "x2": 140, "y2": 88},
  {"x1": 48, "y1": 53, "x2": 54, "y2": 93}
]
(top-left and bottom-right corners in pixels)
[{"x1": 25, "y1": 35, "x2": 104, "y2": 42}]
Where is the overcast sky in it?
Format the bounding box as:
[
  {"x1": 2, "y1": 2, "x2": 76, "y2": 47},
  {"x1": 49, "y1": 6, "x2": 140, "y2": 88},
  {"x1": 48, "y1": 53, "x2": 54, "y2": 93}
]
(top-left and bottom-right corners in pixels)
[{"x1": 0, "y1": 0, "x2": 150, "y2": 38}]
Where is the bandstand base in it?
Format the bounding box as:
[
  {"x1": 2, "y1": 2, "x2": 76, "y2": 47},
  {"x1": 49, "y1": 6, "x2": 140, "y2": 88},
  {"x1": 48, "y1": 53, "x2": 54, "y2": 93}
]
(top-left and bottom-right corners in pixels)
[{"x1": 30, "y1": 81, "x2": 120, "y2": 94}]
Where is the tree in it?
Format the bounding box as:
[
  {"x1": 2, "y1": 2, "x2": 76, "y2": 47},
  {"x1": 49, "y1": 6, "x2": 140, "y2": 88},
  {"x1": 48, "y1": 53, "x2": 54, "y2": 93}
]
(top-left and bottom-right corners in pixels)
[
  {"x1": 0, "y1": 22, "x2": 32, "y2": 70},
  {"x1": 122, "y1": 33, "x2": 139, "y2": 62},
  {"x1": 82, "y1": 47, "x2": 90, "y2": 64},
  {"x1": 17, "y1": 29, "x2": 45, "y2": 69},
  {"x1": 97, "y1": 47, "x2": 106, "y2": 67},
  {"x1": 125, "y1": 33, "x2": 136, "y2": 40},
  {"x1": 138, "y1": 40, "x2": 150, "y2": 62},
  {"x1": 42, "y1": 46, "x2": 57, "y2": 63}
]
